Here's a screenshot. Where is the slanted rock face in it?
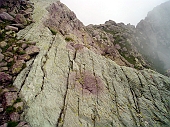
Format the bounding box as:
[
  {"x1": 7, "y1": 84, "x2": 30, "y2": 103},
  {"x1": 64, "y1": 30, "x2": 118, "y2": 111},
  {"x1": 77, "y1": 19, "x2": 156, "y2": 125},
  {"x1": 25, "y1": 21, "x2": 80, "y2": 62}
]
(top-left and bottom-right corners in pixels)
[{"x1": 13, "y1": 0, "x2": 170, "y2": 127}]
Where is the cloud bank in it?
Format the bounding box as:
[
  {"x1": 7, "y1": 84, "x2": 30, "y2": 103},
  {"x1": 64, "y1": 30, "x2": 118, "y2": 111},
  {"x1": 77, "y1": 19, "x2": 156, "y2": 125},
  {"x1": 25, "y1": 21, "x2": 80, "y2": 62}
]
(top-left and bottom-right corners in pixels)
[{"x1": 61, "y1": 0, "x2": 169, "y2": 26}]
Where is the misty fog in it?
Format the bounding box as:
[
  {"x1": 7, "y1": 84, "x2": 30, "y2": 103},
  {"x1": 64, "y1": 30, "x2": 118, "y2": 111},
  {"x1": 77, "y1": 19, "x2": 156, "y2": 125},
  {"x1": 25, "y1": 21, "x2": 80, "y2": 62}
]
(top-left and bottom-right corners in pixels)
[{"x1": 61, "y1": 0, "x2": 169, "y2": 26}]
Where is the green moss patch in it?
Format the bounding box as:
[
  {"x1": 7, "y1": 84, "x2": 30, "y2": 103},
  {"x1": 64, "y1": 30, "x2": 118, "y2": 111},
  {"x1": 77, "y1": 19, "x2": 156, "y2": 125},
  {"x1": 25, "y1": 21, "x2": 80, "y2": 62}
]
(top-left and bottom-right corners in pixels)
[{"x1": 65, "y1": 37, "x2": 74, "y2": 42}]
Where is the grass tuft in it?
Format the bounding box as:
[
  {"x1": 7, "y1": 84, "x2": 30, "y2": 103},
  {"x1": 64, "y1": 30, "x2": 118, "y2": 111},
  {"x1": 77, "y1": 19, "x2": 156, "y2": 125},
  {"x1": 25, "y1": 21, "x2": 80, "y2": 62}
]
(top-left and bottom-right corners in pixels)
[{"x1": 65, "y1": 37, "x2": 74, "y2": 42}]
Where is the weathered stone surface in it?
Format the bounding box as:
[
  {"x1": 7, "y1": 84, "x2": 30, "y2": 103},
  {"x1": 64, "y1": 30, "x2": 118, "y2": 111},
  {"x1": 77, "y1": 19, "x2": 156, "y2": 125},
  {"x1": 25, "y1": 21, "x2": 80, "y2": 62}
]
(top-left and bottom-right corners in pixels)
[
  {"x1": 0, "y1": 67, "x2": 8, "y2": 72},
  {"x1": 44, "y1": 1, "x2": 84, "y2": 37},
  {"x1": 5, "y1": 25, "x2": 18, "y2": 32},
  {"x1": 7, "y1": 46, "x2": 13, "y2": 52},
  {"x1": 2, "y1": 92, "x2": 17, "y2": 107},
  {"x1": 21, "y1": 43, "x2": 27, "y2": 49},
  {"x1": 12, "y1": 60, "x2": 25, "y2": 74},
  {"x1": 13, "y1": 102, "x2": 24, "y2": 112},
  {"x1": 0, "y1": 72, "x2": 12, "y2": 85},
  {"x1": 14, "y1": 0, "x2": 170, "y2": 127},
  {"x1": 11, "y1": 24, "x2": 25, "y2": 29},
  {"x1": 10, "y1": 112, "x2": 20, "y2": 122},
  {"x1": 0, "y1": 108, "x2": 3, "y2": 113},
  {"x1": 14, "y1": 14, "x2": 27, "y2": 25},
  {"x1": 0, "y1": 41, "x2": 7, "y2": 48},
  {"x1": 3, "y1": 51, "x2": 13, "y2": 57},
  {"x1": 7, "y1": 86, "x2": 18, "y2": 92},
  {"x1": 0, "y1": 88, "x2": 9, "y2": 96},
  {"x1": 0, "y1": 53, "x2": 4, "y2": 62},
  {"x1": 25, "y1": 46, "x2": 40, "y2": 55},
  {"x1": 0, "y1": 12, "x2": 14, "y2": 21},
  {"x1": 16, "y1": 122, "x2": 27, "y2": 127},
  {"x1": 0, "y1": 62, "x2": 7, "y2": 67},
  {"x1": 7, "y1": 58, "x2": 14, "y2": 63},
  {"x1": 18, "y1": 54, "x2": 30, "y2": 61},
  {"x1": 0, "y1": 123, "x2": 7, "y2": 127}
]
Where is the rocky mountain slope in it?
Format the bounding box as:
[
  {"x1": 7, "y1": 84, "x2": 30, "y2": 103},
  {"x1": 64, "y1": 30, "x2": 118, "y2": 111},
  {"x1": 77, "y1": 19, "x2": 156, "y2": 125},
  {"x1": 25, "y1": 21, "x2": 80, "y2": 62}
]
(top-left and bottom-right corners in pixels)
[
  {"x1": 86, "y1": 21, "x2": 148, "y2": 70},
  {"x1": 0, "y1": 0, "x2": 170, "y2": 127},
  {"x1": 136, "y1": 0, "x2": 170, "y2": 74},
  {"x1": 85, "y1": 0, "x2": 170, "y2": 75}
]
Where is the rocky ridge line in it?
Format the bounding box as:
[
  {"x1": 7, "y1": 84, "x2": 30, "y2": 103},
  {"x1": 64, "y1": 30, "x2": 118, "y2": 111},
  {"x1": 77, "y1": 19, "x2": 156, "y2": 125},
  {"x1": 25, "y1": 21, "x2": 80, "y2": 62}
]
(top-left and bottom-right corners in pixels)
[{"x1": 43, "y1": 2, "x2": 150, "y2": 72}]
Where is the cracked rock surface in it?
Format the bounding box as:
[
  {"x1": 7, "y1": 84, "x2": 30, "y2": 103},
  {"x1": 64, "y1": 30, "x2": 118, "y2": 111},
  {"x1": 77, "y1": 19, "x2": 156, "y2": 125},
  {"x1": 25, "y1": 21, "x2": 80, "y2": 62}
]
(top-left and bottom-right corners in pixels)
[{"x1": 13, "y1": 0, "x2": 170, "y2": 127}]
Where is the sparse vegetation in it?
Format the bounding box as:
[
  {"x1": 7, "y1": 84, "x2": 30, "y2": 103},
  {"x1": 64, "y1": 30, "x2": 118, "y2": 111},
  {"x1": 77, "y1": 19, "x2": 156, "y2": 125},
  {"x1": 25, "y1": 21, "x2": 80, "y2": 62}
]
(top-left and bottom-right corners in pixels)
[
  {"x1": 5, "y1": 106, "x2": 16, "y2": 114},
  {"x1": 7, "y1": 61, "x2": 15, "y2": 68},
  {"x1": 65, "y1": 37, "x2": 74, "y2": 42},
  {"x1": 120, "y1": 52, "x2": 136, "y2": 65},
  {"x1": 51, "y1": 29, "x2": 57, "y2": 35},
  {"x1": 7, "y1": 121, "x2": 18, "y2": 127},
  {"x1": 14, "y1": 98, "x2": 22, "y2": 104},
  {"x1": 103, "y1": 29, "x2": 117, "y2": 35},
  {"x1": 48, "y1": 27, "x2": 57, "y2": 35},
  {"x1": 114, "y1": 35, "x2": 123, "y2": 44}
]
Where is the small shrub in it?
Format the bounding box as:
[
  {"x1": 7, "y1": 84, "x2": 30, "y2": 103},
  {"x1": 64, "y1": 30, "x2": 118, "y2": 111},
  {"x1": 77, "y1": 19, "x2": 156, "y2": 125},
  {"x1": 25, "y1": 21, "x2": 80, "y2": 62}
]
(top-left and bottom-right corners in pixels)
[
  {"x1": 22, "y1": 63, "x2": 27, "y2": 69},
  {"x1": 120, "y1": 52, "x2": 136, "y2": 65},
  {"x1": 65, "y1": 37, "x2": 74, "y2": 42},
  {"x1": 7, "y1": 61, "x2": 14, "y2": 68},
  {"x1": 50, "y1": 29, "x2": 57, "y2": 35},
  {"x1": 18, "y1": 50, "x2": 26, "y2": 55},
  {"x1": 16, "y1": 106, "x2": 22, "y2": 113},
  {"x1": 7, "y1": 121, "x2": 18, "y2": 127},
  {"x1": 6, "y1": 106, "x2": 16, "y2": 114},
  {"x1": 114, "y1": 35, "x2": 122, "y2": 44},
  {"x1": 49, "y1": 28, "x2": 57, "y2": 35},
  {"x1": 2, "y1": 44, "x2": 10, "y2": 53},
  {"x1": 0, "y1": 31, "x2": 6, "y2": 41},
  {"x1": 14, "y1": 98, "x2": 22, "y2": 104}
]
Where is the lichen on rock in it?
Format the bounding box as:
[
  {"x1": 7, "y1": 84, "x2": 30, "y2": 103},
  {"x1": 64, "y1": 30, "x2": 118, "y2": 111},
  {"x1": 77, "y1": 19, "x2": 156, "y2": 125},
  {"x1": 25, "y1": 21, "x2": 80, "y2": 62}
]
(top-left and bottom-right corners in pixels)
[{"x1": 69, "y1": 70, "x2": 104, "y2": 96}]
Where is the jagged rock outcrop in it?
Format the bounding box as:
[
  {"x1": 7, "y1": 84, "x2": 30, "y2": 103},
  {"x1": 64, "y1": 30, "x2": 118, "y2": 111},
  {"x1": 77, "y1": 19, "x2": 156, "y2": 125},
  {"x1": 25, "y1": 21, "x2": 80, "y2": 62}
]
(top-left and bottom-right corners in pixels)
[
  {"x1": 86, "y1": 21, "x2": 149, "y2": 70},
  {"x1": 11, "y1": 0, "x2": 170, "y2": 127}
]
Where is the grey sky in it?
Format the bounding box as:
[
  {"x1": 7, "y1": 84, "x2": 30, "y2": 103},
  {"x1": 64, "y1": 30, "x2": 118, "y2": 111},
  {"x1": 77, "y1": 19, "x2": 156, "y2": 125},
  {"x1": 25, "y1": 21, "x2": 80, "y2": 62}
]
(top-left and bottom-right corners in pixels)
[{"x1": 60, "y1": 0, "x2": 169, "y2": 26}]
